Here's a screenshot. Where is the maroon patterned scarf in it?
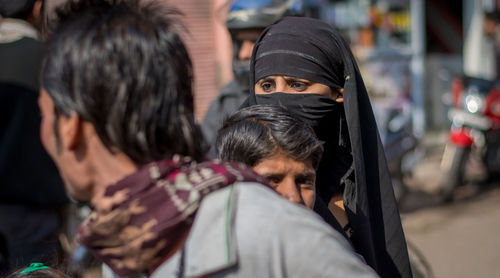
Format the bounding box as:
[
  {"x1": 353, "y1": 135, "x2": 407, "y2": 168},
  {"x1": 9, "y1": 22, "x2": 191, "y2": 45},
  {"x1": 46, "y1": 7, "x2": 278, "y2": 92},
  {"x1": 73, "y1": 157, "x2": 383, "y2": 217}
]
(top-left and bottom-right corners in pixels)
[{"x1": 77, "y1": 155, "x2": 265, "y2": 277}]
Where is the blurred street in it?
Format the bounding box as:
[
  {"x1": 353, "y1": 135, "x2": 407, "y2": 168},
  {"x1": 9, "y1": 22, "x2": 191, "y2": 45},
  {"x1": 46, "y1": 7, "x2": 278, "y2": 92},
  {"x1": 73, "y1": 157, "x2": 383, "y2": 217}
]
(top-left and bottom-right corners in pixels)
[{"x1": 399, "y1": 132, "x2": 500, "y2": 278}]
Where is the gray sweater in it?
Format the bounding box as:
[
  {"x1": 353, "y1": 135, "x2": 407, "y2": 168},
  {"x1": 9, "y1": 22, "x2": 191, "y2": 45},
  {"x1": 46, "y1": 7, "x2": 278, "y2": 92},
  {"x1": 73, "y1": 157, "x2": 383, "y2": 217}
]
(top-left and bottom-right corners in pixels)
[{"x1": 104, "y1": 182, "x2": 378, "y2": 278}]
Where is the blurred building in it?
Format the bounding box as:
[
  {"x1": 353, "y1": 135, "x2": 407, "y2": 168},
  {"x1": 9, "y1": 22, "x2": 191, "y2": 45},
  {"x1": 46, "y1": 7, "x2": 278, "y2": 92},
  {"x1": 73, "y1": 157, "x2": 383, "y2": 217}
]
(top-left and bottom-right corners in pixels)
[{"x1": 164, "y1": 0, "x2": 231, "y2": 120}]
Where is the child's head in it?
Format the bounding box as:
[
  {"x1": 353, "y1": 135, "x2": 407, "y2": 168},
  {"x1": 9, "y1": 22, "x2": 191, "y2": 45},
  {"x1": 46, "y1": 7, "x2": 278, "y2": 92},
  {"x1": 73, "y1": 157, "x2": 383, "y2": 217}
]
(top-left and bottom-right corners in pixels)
[{"x1": 5, "y1": 263, "x2": 69, "y2": 278}]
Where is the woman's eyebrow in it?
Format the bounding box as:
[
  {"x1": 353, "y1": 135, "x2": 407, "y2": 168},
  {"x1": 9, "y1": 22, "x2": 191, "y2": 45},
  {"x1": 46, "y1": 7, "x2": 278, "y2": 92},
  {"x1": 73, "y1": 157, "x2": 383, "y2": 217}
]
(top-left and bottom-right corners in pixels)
[
  {"x1": 258, "y1": 77, "x2": 275, "y2": 82},
  {"x1": 283, "y1": 76, "x2": 309, "y2": 82}
]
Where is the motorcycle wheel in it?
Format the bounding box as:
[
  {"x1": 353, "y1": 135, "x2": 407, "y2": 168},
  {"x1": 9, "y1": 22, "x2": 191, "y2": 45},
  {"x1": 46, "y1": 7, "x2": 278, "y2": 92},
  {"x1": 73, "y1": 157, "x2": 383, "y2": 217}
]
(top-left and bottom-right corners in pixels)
[{"x1": 441, "y1": 145, "x2": 470, "y2": 203}]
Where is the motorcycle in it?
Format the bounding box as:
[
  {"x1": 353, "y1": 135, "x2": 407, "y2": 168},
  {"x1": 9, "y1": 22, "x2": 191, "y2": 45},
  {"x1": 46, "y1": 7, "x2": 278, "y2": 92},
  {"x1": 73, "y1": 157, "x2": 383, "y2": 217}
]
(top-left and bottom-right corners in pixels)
[
  {"x1": 373, "y1": 98, "x2": 421, "y2": 203},
  {"x1": 440, "y1": 76, "x2": 500, "y2": 202}
]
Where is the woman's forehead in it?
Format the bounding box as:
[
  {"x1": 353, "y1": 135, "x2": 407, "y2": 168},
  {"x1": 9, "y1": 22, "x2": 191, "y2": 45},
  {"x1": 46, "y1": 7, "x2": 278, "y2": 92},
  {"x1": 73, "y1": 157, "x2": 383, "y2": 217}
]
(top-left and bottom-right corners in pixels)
[{"x1": 257, "y1": 75, "x2": 312, "y2": 81}]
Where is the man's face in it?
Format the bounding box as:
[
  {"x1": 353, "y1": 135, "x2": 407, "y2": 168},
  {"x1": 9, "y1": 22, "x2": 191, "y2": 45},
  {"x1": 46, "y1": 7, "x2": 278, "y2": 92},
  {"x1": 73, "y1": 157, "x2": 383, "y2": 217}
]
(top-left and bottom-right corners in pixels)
[
  {"x1": 231, "y1": 28, "x2": 263, "y2": 90},
  {"x1": 252, "y1": 153, "x2": 316, "y2": 209},
  {"x1": 38, "y1": 89, "x2": 91, "y2": 201},
  {"x1": 484, "y1": 17, "x2": 499, "y2": 37},
  {"x1": 233, "y1": 28, "x2": 262, "y2": 61}
]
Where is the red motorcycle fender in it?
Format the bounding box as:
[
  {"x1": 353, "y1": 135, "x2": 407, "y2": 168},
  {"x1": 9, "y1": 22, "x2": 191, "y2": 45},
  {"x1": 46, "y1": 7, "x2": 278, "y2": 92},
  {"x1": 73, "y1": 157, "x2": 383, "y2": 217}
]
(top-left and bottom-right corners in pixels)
[{"x1": 449, "y1": 128, "x2": 473, "y2": 147}]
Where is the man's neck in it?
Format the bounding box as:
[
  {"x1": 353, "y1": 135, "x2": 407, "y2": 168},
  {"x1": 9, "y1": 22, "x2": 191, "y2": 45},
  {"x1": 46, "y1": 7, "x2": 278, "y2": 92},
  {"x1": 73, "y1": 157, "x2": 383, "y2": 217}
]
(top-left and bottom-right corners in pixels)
[{"x1": 86, "y1": 132, "x2": 138, "y2": 205}]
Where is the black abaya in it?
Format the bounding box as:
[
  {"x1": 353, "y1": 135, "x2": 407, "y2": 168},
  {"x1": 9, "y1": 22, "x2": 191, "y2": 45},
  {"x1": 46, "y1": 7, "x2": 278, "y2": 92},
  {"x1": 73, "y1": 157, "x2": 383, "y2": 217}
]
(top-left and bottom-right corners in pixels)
[{"x1": 244, "y1": 16, "x2": 413, "y2": 278}]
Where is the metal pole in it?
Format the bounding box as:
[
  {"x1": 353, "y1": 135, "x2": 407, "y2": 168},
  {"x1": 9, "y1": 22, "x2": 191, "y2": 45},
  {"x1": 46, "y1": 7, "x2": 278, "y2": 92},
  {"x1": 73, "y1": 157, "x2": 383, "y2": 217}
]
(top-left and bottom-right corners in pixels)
[{"x1": 410, "y1": 0, "x2": 426, "y2": 137}]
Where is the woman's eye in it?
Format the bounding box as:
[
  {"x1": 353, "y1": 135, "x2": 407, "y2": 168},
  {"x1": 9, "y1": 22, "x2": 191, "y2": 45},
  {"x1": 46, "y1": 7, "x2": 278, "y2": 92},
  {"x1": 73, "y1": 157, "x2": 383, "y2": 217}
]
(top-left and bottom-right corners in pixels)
[
  {"x1": 290, "y1": 82, "x2": 308, "y2": 91},
  {"x1": 260, "y1": 81, "x2": 275, "y2": 92}
]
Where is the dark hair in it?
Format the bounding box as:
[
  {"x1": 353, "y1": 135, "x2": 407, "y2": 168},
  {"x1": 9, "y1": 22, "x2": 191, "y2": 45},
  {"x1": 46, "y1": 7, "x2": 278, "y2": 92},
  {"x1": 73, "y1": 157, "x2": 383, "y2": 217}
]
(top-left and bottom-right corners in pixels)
[
  {"x1": 41, "y1": 0, "x2": 205, "y2": 165},
  {"x1": 0, "y1": 0, "x2": 37, "y2": 19},
  {"x1": 216, "y1": 105, "x2": 323, "y2": 169}
]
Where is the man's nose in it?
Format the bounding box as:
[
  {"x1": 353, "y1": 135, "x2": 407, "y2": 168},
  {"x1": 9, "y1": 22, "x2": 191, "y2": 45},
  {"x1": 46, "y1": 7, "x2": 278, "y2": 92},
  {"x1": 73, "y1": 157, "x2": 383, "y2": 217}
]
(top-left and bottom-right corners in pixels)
[
  {"x1": 238, "y1": 40, "x2": 255, "y2": 61},
  {"x1": 276, "y1": 181, "x2": 302, "y2": 205}
]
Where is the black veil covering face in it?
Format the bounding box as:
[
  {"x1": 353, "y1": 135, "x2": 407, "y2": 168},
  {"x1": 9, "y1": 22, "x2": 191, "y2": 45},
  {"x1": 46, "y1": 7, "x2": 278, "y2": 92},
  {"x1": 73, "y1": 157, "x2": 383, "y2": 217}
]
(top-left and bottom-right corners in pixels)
[{"x1": 244, "y1": 17, "x2": 412, "y2": 278}]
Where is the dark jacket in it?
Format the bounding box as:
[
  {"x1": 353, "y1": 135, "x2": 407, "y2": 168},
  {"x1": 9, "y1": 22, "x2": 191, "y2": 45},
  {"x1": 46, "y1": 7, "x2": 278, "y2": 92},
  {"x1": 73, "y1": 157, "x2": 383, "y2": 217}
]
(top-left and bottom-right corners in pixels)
[
  {"x1": 0, "y1": 20, "x2": 67, "y2": 207},
  {"x1": 201, "y1": 80, "x2": 248, "y2": 157}
]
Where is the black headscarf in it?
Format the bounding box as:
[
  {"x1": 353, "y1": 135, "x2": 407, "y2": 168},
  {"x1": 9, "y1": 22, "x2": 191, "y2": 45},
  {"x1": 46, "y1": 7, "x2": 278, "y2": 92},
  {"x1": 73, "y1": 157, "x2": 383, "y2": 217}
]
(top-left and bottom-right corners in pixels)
[{"x1": 243, "y1": 17, "x2": 412, "y2": 278}]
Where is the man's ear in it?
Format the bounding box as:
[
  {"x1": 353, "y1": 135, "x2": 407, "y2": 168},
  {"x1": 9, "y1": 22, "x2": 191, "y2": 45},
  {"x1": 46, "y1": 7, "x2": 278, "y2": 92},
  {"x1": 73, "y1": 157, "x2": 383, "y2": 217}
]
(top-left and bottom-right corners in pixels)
[
  {"x1": 31, "y1": 0, "x2": 43, "y2": 28},
  {"x1": 57, "y1": 113, "x2": 82, "y2": 151}
]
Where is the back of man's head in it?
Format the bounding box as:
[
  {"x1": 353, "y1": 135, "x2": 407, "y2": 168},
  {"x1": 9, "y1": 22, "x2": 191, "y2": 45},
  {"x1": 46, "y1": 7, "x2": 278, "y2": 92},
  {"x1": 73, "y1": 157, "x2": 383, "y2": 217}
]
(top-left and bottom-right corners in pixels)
[
  {"x1": 42, "y1": 0, "x2": 205, "y2": 165},
  {"x1": 0, "y1": 0, "x2": 38, "y2": 19},
  {"x1": 216, "y1": 105, "x2": 323, "y2": 169}
]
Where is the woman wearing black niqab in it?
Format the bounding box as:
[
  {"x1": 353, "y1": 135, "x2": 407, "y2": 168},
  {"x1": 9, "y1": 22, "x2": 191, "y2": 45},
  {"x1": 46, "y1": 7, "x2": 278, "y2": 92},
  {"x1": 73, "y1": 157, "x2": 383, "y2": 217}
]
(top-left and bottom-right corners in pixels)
[{"x1": 243, "y1": 16, "x2": 412, "y2": 278}]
